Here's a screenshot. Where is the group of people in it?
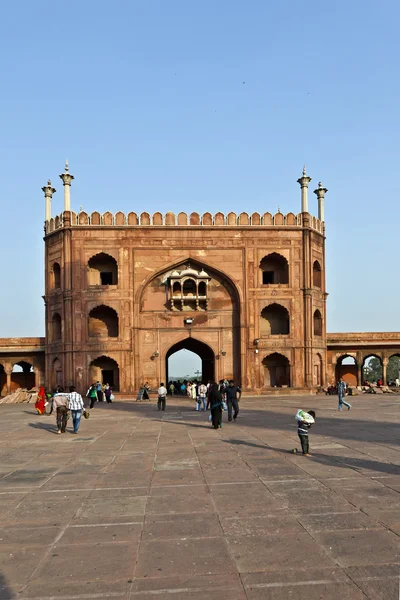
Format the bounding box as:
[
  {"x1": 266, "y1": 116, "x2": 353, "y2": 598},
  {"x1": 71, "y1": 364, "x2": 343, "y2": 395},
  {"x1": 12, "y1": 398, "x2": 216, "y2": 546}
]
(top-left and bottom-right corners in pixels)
[
  {"x1": 35, "y1": 385, "x2": 85, "y2": 434},
  {"x1": 34, "y1": 380, "x2": 114, "y2": 434},
  {"x1": 86, "y1": 381, "x2": 113, "y2": 407},
  {"x1": 157, "y1": 379, "x2": 242, "y2": 429}
]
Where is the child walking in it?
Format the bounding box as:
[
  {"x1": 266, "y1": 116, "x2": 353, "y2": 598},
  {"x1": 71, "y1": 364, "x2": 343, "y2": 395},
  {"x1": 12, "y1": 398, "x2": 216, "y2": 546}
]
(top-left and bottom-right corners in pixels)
[{"x1": 297, "y1": 410, "x2": 316, "y2": 457}]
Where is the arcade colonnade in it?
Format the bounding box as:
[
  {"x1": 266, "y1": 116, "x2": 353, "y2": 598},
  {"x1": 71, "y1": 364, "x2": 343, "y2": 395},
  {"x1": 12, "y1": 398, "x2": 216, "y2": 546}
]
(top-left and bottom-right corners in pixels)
[
  {"x1": 0, "y1": 338, "x2": 45, "y2": 396},
  {"x1": 327, "y1": 333, "x2": 400, "y2": 386}
]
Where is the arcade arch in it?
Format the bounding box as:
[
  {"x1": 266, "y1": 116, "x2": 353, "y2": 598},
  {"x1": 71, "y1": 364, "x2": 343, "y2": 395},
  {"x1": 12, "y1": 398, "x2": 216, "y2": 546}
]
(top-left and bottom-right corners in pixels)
[
  {"x1": 362, "y1": 354, "x2": 383, "y2": 384},
  {"x1": 335, "y1": 355, "x2": 357, "y2": 385}
]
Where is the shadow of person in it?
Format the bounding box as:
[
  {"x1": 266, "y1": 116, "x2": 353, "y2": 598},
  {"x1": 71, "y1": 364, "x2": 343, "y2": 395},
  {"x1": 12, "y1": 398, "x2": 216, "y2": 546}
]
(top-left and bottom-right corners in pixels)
[
  {"x1": 0, "y1": 570, "x2": 17, "y2": 599},
  {"x1": 28, "y1": 422, "x2": 58, "y2": 434}
]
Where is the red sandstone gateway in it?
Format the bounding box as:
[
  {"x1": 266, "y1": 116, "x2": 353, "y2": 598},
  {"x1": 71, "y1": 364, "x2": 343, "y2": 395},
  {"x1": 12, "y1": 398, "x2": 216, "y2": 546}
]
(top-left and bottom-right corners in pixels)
[{"x1": 0, "y1": 164, "x2": 398, "y2": 396}]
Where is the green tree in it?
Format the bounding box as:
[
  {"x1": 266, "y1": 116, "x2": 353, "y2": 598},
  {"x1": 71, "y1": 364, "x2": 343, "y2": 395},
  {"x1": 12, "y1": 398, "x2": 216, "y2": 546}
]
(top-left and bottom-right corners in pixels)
[
  {"x1": 387, "y1": 356, "x2": 400, "y2": 383},
  {"x1": 363, "y1": 357, "x2": 382, "y2": 383}
]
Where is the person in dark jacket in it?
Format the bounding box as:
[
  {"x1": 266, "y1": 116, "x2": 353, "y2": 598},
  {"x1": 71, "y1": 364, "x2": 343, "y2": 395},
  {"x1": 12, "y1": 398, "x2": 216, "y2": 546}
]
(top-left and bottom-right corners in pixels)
[{"x1": 225, "y1": 380, "x2": 242, "y2": 422}]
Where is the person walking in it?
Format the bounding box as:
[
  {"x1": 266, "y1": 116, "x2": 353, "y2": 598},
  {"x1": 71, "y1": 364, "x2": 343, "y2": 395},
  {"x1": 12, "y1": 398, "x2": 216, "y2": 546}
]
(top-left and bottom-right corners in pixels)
[
  {"x1": 198, "y1": 382, "x2": 207, "y2": 411},
  {"x1": 225, "y1": 380, "x2": 242, "y2": 422},
  {"x1": 87, "y1": 383, "x2": 97, "y2": 409},
  {"x1": 96, "y1": 381, "x2": 103, "y2": 403},
  {"x1": 337, "y1": 377, "x2": 351, "y2": 411},
  {"x1": 68, "y1": 386, "x2": 85, "y2": 434},
  {"x1": 157, "y1": 382, "x2": 167, "y2": 411},
  {"x1": 104, "y1": 383, "x2": 112, "y2": 403},
  {"x1": 208, "y1": 382, "x2": 223, "y2": 429},
  {"x1": 52, "y1": 387, "x2": 69, "y2": 434}
]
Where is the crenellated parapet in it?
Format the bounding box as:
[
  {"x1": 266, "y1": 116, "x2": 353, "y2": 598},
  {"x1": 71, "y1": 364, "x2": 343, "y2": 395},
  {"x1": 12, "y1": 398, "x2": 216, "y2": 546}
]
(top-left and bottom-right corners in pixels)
[{"x1": 45, "y1": 210, "x2": 324, "y2": 235}]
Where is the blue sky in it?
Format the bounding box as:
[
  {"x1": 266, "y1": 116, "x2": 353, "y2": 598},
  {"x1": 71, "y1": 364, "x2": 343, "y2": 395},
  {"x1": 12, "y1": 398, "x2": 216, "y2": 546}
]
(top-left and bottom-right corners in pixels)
[{"x1": 1, "y1": 0, "x2": 399, "y2": 339}]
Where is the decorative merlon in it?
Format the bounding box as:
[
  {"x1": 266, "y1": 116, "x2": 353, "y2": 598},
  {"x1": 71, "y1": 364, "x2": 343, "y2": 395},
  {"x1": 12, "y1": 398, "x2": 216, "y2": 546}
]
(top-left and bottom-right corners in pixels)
[{"x1": 45, "y1": 210, "x2": 324, "y2": 235}]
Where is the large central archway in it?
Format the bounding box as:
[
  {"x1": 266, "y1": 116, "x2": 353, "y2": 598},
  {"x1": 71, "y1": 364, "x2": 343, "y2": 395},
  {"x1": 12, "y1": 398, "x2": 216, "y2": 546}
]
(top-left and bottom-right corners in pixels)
[{"x1": 166, "y1": 338, "x2": 215, "y2": 383}]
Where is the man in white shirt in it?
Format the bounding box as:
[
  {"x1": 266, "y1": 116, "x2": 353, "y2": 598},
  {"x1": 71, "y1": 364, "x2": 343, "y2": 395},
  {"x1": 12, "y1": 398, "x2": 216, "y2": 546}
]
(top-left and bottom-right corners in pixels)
[
  {"x1": 68, "y1": 386, "x2": 85, "y2": 433},
  {"x1": 157, "y1": 382, "x2": 167, "y2": 411}
]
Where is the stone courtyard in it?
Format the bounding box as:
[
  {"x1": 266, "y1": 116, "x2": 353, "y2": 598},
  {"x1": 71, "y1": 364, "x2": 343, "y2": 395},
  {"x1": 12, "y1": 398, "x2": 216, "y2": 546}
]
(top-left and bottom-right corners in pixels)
[{"x1": 0, "y1": 395, "x2": 399, "y2": 600}]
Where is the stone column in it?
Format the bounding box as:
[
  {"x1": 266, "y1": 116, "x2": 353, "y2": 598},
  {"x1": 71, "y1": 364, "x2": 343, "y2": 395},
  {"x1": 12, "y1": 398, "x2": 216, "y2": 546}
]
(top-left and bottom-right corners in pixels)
[
  {"x1": 313, "y1": 182, "x2": 328, "y2": 222},
  {"x1": 383, "y1": 358, "x2": 388, "y2": 386},
  {"x1": 5, "y1": 369, "x2": 12, "y2": 395},
  {"x1": 357, "y1": 363, "x2": 362, "y2": 387},
  {"x1": 297, "y1": 166, "x2": 312, "y2": 213},
  {"x1": 42, "y1": 180, "x2": 56, "y2": 222},
  {"x1": 59, "y1": 160, "x2": 74, "y2": 211}
]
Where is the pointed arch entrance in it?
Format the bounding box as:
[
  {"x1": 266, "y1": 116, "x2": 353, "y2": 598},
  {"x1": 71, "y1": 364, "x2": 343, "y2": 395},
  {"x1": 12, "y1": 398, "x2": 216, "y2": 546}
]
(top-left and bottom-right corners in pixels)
[{"x1": 166, "y1": 338, "x2": 215, "y2": 383}]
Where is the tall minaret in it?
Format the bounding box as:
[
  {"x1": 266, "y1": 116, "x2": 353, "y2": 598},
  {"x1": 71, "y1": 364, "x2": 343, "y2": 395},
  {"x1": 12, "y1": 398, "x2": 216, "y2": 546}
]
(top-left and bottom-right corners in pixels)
[
  {"x1": 59, "y1": 159, "x2": 74, "y2": 211},
  {"x1": 313, "y1": 182, "x2": 328, "y2": 222},
  {"x1": 297, "y1": 165, "x2": 312, "y2": 213},
  {"x1": 42, "y1": 179, "x2": 56, "y2": 221}
]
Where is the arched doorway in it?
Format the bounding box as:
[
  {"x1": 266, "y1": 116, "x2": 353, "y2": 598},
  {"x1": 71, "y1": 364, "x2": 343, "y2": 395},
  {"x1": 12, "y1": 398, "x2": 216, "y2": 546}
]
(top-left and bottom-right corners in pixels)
[
  {"x1": 262, "y1": 353, "x2": 290, "y2": 387},
  {"x1": 89, "y1": 356, "x2": 120, "y2": 391},
  {"x1": 166, "y1": 338, "x2": 215, "y2": 383},
  {"x1": 335, "y1": 355, "x2": 357, "y2": 385}
]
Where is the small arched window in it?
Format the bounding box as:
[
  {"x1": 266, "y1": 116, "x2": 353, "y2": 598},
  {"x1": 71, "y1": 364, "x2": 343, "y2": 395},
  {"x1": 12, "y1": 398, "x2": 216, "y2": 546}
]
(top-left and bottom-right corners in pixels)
[
  {"x1": 173, "y1": 282, "x2": 181, "y2": 295},
  {"x1": 313, "y1": 309, "x2": 322, "y2": 337},
  {"x1": 183, "y1": 279, "x2": 196, "y2": 295},
  {"x1": 260, "y1": 253, "x2": 289, "y2": 285},
  {"x1": 313, "y1": 261, "x2": 322, "y2": 288},
  {"x1": 260, "y1": 303, "x2": 290, "y2": 335},
  {"x1": 53, "y1": 262, "x2": 61, "y2": 290},
  {"x1": 88, "y1": 305, "x2": 119, "y2": 338},
  {"x1": 88, "y1": 253, "x2": 118, "y2": 286}
]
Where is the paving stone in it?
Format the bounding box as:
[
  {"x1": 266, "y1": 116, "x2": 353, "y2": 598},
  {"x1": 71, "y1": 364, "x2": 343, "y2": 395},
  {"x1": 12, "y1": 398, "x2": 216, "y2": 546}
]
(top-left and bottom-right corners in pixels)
[
  {"x1": 130, "y1": 573, "x2": 246, "y2": 599},
  {"x1": 345, "y1": 564, "x2": 400, "y2": 600},
  {"x1": 312, "y1": 529, "x2": 400, "y2": 567},
  {"x1": 142, "y1": 513, "x2": 223, "y2": 540},
  {"x1": 75, "y1": 495, "x2": 148, "y2": 520},
  {"x1": 58, "y1": 522, "x2": 143, "y2": 544},
  {"x1": 241, "y1": 568, "x2": 367, "y2": 599},
  {"x1": 151, "y1": 468, "x2": 204, "y2": 486},
  {"x1": 226, "y1": 532, "x2": 336, "y2": 573},
  {"x1": 0, "y1": 525, "x2": 61, "y2": 545},
  {"x1": 135, "y1": 537, "x2": 236, "y2": 578},
  {"x1": 296, "y1": 511, "x2": 384, "y2": 533},
  {"x1": 209, "y1": 483, "x2": 286, "y2": 516},
  {"x1": 220, "y1": 514, "x2": 303, "y2": 536},
  {"x1": 21, "y1": 542, "x2": 138, "y2": 597}
]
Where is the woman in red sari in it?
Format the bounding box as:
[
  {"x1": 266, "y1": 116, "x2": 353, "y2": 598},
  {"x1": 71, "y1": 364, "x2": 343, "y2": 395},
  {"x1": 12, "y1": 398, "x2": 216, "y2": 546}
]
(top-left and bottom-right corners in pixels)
[{"x1": 35, "y1": 387, "x2": 46, "y2": 415}]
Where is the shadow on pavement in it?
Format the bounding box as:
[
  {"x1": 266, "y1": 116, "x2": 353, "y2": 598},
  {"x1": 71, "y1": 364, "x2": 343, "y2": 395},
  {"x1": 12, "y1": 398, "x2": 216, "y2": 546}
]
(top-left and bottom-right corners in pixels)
[
  {"x1": 98, "y1": 399, "x2": 400, "y2": 447},
  {"x1": 0, "y1": 571, "x2": 17, "y2": 599}
]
